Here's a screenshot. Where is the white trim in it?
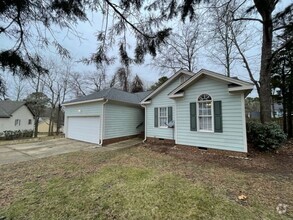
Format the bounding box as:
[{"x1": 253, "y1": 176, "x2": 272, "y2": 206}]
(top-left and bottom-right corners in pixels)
[
  {"x1": 62, "y1": 98, "x2": 104, "y2": 106},
  {"x1": 140, "y1": 69, "x2": 194, "y2": 103},
  {"x1": 99, "y1": 99, "x2": 108, "y2": 145},
  {"x1": 228, "y1": 85, "x2": 254, "y2": 92},
  {"x1": 169, "y1": 92, "x2": 184, "y2": 98},
  {"x1": 168, "y1": 69, "x2": 254, "y2": 97},
  {"x1": 141, "y1": 101, "x2": 151, "y2": 105},
  {"x1": 241, "y1": 93, "x2": 248, "y2": 153},
  {"x1": 141, "y1": 104, "x2": 147, "y2": 143},
  {"x1": 197, "y1": 94, "x2": 214, "y2": 132},
  {"x1": 158, "y1": 107, "x2": 168, "y2": 128},
  {"x1": 174, "y1": 102, "x2": 178, "y2": 144}
]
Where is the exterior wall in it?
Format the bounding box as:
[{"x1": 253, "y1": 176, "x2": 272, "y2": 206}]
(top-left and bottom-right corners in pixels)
[
  {"x1": 104, "y1": 102, "x2": 144, "y2": 139},
  {"x1": 146, "y1": 75, "x2": 188, "y2": 140},
  {"x1": 175, "y1": 76, "x2": 247, "y2": 152},
  {"x1": 38, "y1": 119, "x2": 57, "y2": 133},
  {"x1": 0, "y1": 106, "x2": 34, "y2": 133},
  {"x1": 63, "y1": 102, "x2": 103, "y2": 138}
]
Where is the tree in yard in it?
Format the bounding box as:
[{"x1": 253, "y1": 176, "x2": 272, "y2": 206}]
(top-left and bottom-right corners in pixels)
[
  {"x1": 131, "y1": 74, "x2": 144, "y2": 93},
  {"x1": 231, "y1": 1, "x2": 293, "y2": 123},
  {"x1": 110, "y1": 67, "x2": 131, "y2": 92},
  {"x1": 150, "y1": 23, "x2": 202, "y2": 74},
  {"x1": 208, "y1": 0, "x2": 247, "y2": 77},
  {"x1": 149, "y1": 76, "x2": 168, "y2": 91},
  {"x1": 271, "y1": 12, "x2": 293, "y2": 137},
  {"x1": 25, "y1": 92, "x2": 50, "y2": 138}
]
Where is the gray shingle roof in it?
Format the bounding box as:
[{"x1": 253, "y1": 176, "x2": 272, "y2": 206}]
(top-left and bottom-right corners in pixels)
[
  {"x1": 0, "y1": 101, "x2": 26, "y2": 118},
  {"x1": 64, "y1": 88, "x2": 152, "y2": 105}
]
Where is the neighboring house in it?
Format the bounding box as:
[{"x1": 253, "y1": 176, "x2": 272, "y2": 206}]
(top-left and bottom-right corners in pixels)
[
  {"x1": 63, "y1": 88, "x2": 151, "y2": 144},
  {"x1": 0, "y1": 100, "x2": 34, "y2": 133},
  {"x1": 38, "y1": 108, "x2": 64, "y2": 133},
  {"x1": 141, "y1": 69, "x2": 254, "y2": 153}
]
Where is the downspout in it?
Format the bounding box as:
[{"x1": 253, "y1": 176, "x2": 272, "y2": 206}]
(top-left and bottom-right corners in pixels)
[
  {"x1": 99, "y1": 99, "x2": 108, "y2": 146},
  {"x1": 141, "y1": 104, "x2": 147, "y2": 143}
]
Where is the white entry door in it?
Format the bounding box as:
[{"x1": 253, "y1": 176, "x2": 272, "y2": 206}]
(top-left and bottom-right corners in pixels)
[{"x1": 67, "y1": 116, "x2": 100, "y2": 144}]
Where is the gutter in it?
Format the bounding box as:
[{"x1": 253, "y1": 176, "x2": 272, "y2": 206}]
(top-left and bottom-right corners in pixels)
[
  {"x1": 99, "y1": 99, "x2": 108, "y2": 146},
  {"x1": 62, "y1": 98, "x2": 104, "y2": 106},
  {"x1": 141, "y1": 104, "x2": 147, "y2": 143}
]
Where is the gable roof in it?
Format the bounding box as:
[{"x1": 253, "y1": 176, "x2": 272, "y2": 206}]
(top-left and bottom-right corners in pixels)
[
  {"x1": 0, "y1": 101, "x2": 27, "y2": 118},
  {"x1": 140, "y1": 69, "x2": 194, "y2": 103},
  {"x1": 63, "y1": 88, "x2": 152, "y2": 106},
  {"x1": 168, "y1": 69, "x2": 254, "y2": 97}
]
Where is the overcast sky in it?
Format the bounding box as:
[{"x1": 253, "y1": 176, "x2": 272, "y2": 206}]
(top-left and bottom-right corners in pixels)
[{"x1": 1, "y1": 0, "x2": 291, "y2": 99}]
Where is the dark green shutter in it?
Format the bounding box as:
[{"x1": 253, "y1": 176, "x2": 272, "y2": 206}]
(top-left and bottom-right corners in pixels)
[
  {"x1": 168, "y1": 107, "x2": 173, "y2": 122},
  {"x1": 214, "y1": 101, "x2": 223, "y2": 132},
  {"x1": 154, "y1": 107, "x2": 158, "y2": 127},
  {"x1": 190, "y1": 102, "x2": 197, "y2": 131}
]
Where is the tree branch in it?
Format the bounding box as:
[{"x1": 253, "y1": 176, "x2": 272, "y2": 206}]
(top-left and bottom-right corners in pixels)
[
  {"x1": 233, "y1": 17, "x2": 263, "y2": 23},
  {"x1": 104, "y1": 0, "x2": 155, "y2": 39}
]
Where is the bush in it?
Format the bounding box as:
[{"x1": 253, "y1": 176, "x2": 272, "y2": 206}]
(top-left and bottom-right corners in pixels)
[
  {"x1": 3, "y1": 130, "x2": 34, "y2": 140},
  {"x1": 246, "y1": 121, "x2": 287, "y2": 151}
]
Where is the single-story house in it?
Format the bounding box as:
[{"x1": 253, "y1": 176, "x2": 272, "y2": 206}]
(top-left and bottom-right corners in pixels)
[
  {"x1": 64, "y1": 69, "x2": 253, "y2": 153},
  {"x1": 141, "y1": 69, "x2": 254, "y2": 153},
  {"x1": 0, "y1": 100, "x2": 34, "y2": 133},
  {"x1": 63, "y1": 88, "x2": 151, "y2": 145}
]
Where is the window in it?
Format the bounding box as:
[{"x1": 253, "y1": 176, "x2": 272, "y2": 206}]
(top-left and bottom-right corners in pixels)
[
  {"x1": 28, "y1": 119, "x2": 32, "y2": 125},
  {"x1": 159, "y1": 107, "x2": 168, "y2": 127},
  {"x1": 15, "y1": 119, "x2": 21, "y2": 126},
  {"x1": 180, "y1": 75, "x2": 186, "y2": 84},
  {"x1": 198, "y1": 94, "x2": 213, "y2": 131}
]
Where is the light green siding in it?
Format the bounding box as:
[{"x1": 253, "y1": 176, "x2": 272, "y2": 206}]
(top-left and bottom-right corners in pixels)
[
  {"x1": 64, "y1": 102, "x2": 102, "y2": 117},
  {"x1": 176, "y1": 76, "x2": 246, "y2": 152},
  {"x1": 104, "y1": 102, "x2": 144, "y2": 139},
  {"x1": 146, "y1": 77, "x2": 183, "y2": 139}
]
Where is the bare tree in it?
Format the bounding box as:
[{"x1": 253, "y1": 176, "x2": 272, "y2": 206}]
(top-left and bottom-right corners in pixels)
[
  {"x1": 68, "y1": 72, "x2": 89, "y2": 98},
  {"x1": 208, "y1": 0, "x2": 248, "y2": 77},
  {"x1": 150, "y1": 23, "x2": 202, "y2": 74}
]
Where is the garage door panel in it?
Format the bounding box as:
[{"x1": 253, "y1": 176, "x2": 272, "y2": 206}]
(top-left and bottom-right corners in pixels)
[{"x1": 67, "y1": 117, "x2": 100, "y2": 144}]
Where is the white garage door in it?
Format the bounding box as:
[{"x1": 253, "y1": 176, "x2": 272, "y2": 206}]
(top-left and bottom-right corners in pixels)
[{"x1": 67, "y1": 117, "x2": 100, "y2": 144}]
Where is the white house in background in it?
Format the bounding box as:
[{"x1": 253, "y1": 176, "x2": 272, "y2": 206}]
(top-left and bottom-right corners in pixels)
[
  {"x1": 63, "y1": 88, "x2": 151, "y2": 145},
  {"x1": 0, "y1": 101, "x2": 34, "y2": 133},
  {"x1": 141, "y1": 69, "x2": 254, "y2": 153}
]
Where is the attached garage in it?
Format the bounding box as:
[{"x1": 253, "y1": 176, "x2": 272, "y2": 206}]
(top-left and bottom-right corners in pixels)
[
  {"x1": 63, "y1": 88, "x2": 150, "y2": 146},
  {"x1": 67, "y1": 116, "x2": 100, "y2": 144}
]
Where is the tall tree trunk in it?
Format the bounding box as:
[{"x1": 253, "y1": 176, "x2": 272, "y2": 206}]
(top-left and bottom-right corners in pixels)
[
  {"x1": 254, "y1": 0, "x2": 275, "y2": 123},
  {"x1": 34, "y1": 117, "x2": 39, "y2": 138},
  {"x1": 259, "y1": 15, "x2": 273, "y2": 123},
  {"x1": 56, "y1": 104, "x2": 62, "y2": 135}
]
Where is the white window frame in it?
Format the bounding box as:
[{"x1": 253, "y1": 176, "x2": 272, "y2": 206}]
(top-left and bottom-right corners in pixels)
[
  {"x1": 158, "y1": 107, "x2": 168, "y2": 128},
  {"x1": 197, "y1": 94, "x2": 214, "y2": 132},
  {"x1": 15, "y1": 119, "x2": 21, "y2": 126}
]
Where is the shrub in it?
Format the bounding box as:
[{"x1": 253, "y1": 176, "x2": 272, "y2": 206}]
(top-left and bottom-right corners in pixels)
[
  {"x1": 3, "y1": 129, "x2": 34, "y2": 140},
  {"x1": 246, "y1": 121, "x2": 287, "y2": 151}
]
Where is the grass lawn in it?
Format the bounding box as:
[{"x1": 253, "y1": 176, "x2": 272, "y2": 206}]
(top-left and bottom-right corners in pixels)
[{"x1": 0, "y1": 144, "x2": 292, "y2": 219}]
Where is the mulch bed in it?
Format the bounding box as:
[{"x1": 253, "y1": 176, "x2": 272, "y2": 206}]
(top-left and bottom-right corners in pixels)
[{"x1": 144, "y1": 139, "x2": 293, "y2": 176}]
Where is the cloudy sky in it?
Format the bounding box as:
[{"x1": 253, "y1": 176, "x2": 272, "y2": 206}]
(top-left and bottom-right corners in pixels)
[{"x1": 2, "y1": 0, "x2": 291, "y2": 99}]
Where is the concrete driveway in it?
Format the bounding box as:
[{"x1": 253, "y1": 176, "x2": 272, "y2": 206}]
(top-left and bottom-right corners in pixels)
[{"x1": 0, "y1": 138, "x2": 141, "y2": 165}]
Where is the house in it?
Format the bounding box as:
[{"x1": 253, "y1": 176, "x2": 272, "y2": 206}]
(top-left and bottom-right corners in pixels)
[
  {"x1": 0, "y1": 100, "x2": 34, "y2": 133},
  {"x1": 141, "y1": 69, "x2": 254, "y2": 153},
  {"x1": 38, "y1": 108, "x2": 64, "y2": 134},
  {"x1": 63, "y1": 88, "x2": 151, "y2": 145}
]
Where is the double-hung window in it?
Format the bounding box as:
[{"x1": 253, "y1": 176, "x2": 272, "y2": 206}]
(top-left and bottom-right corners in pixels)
[
  {"x1": 198, "y1": 94, "x2": 213, "y2": 131},
  {"x1": 159, "y1": 107, "x2": 168, "y2": 127}
]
